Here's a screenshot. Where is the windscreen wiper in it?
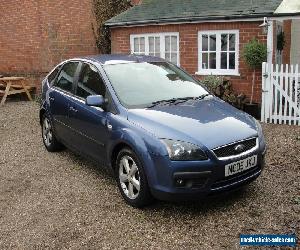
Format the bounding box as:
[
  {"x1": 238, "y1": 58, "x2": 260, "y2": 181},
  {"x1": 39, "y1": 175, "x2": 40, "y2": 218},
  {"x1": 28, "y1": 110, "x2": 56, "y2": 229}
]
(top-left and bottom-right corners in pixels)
[
  {"x1": 194, "y1": 94, "x2": 211, "y2": 100},
  {"x1": 147, "y1": 98, "x2": 179, "y2": 108},
  {"x1": 147, "y1": 94, "x2": 211, "y2": 108},
  {"x1": 173, "y1": 94, "x2": 211, "y2": 105}
]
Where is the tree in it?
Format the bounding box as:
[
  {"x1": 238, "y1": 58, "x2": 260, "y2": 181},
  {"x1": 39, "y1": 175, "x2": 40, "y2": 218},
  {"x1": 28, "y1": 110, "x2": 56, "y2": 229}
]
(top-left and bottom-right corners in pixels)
[
  {"x1": 243, "y1": 38, "x2": 267, "y2": 104},
  {"x1": 92, "y1": 0, "x2": 131, "y2": 54}
]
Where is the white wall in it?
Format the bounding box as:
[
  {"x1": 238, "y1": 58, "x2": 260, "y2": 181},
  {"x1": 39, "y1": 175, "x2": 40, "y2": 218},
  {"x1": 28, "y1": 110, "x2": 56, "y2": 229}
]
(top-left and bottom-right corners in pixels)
[
  {"x1": 291, "y1": 20, "x2": 300, "y2": 65},
  {"x1": 275, "y1": 0, "x2": 300, "y2": 13}
]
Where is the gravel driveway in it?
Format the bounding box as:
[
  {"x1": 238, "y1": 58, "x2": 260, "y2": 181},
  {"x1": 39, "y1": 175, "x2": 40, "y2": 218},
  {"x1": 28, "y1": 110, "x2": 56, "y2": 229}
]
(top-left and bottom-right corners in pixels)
[{"x1": 0, "y1": 101, "x2": 299, "y2": 249}]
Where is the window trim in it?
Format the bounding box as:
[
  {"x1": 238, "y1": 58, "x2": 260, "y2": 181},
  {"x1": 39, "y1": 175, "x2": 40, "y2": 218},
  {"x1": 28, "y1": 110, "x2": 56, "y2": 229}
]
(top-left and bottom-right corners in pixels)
[
  {"x1": 196, "y1": 30, "x2": 240, "y2": 76},
  {"x1": 130, "y1": 32, "x2": 180, "y2": 66}
]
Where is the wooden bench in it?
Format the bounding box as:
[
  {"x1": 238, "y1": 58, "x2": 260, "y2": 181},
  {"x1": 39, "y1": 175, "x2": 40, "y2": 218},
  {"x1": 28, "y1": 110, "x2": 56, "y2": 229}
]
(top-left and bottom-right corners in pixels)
[{"x1": 0, "y1": 77, "x2": 35, "y2": 106}]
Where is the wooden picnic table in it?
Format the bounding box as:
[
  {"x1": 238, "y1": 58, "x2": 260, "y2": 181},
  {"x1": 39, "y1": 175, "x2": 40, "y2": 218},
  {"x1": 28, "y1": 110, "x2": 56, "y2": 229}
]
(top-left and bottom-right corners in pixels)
[{"x1": 0, "y1": 77, "x2": 35, "y2": 106}]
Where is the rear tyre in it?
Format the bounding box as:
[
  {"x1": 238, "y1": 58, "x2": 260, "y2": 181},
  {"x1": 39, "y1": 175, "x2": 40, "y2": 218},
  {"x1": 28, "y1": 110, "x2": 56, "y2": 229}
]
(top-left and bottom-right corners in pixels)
[
  {"x1": 41, "y1": 114, "x2": 64, "y2": 152},
  {"x1": 115, "y1": 148, "x2": 154, "y2": 208}
]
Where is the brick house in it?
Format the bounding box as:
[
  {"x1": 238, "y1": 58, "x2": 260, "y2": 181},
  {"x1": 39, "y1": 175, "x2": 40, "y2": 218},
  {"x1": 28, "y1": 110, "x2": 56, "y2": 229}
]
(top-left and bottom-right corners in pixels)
[
  {"x1": 106, "y1": 0, "x2": 300, "y2": 103},
  {"x1": 0, "y1": 0, "x2": 97, "y2": 87}
]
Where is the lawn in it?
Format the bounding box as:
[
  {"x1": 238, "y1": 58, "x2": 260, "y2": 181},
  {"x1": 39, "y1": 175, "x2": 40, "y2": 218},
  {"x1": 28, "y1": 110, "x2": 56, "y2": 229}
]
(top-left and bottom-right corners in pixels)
[{"x1": 0, "y1": 101, "x2": 299, "y2": 249}]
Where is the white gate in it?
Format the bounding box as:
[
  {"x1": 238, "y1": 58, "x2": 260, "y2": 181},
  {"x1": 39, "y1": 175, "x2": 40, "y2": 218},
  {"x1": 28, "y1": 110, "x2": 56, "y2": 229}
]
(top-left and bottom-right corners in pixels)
[{"x1": 261, "y1": 62, "x2": 300, "y2": 125}]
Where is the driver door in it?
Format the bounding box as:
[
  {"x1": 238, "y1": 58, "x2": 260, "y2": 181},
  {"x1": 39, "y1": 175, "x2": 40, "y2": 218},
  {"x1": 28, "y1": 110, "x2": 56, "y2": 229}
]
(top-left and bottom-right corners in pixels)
[{"x1": 68, "y1": 63, "x2": 110, "y2": 164}]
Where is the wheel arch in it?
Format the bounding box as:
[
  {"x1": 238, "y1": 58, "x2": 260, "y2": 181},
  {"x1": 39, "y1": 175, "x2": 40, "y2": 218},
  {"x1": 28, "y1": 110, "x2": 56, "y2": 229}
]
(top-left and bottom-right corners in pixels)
[
  {"x1": 108, "y1": 129, "x2": 153, "y2": 172},
  {"x1": 110, "y1": 142, "x2": 133, "y2": 171},
  {"x1": 39, "y1": 108, "x2": 46, "y2": 125}
]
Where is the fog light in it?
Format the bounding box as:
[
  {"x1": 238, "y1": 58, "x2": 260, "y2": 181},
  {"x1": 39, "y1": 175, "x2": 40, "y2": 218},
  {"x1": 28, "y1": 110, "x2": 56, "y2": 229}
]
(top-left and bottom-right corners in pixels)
[{"x1": 175, "y1": 179, "x2": 185, "y2": 187}]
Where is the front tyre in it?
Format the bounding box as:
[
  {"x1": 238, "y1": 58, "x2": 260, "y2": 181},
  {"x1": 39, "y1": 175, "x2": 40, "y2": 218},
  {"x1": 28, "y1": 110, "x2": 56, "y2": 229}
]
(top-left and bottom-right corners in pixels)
[
  {"x1": 41, "y1": 114, "x2": 64, "y2": 152},
  {"x1": 116, "y1": 148, "x2": 153, "y2": 208}
]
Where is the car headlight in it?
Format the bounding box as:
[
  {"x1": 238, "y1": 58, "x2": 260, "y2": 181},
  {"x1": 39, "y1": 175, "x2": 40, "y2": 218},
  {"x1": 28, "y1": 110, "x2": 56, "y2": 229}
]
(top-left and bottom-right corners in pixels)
[
  {"x1": 254, "y1": 119, "x2": 263, "y2": 137},
  {"x1": 161, "y1": 139, "x2": 207, "y2": 161},
  {"x1": 254, "y1": 119, "x2": 267, "y2": 151}
]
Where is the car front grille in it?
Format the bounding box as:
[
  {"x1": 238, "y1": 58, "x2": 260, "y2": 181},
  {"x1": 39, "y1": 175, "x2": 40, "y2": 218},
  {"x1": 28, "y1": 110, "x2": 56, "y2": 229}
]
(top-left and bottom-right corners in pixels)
[{"x1": 213, "y1": 138, "x2": 257, "y2": 158}]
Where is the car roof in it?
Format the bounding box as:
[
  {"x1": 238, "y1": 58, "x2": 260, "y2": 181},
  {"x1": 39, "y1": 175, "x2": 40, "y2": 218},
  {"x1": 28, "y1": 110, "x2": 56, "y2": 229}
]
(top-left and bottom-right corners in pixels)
[{"x1": 80, "y1": 54, "x2": 166, "y2": 65}]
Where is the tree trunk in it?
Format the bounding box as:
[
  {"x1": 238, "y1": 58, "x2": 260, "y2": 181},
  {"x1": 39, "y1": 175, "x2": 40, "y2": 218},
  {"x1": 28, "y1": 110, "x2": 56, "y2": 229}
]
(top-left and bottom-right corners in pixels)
[{"x1": 250, "y1": 69, "x2": 256, "y2": 104}]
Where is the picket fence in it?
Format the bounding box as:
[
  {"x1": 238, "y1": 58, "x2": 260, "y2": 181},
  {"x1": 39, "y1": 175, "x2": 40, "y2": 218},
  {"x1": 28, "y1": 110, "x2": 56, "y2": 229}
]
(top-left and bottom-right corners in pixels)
[{"x1": 261, "y1": 62, "x2": 300, "y2": 125}]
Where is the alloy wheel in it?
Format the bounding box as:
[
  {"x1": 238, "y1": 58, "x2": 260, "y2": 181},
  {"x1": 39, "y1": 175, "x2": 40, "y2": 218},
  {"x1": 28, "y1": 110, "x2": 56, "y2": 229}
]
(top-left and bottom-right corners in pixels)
[
  {"x1": 43, "y1": 117, "x2": 53, "y2": 147},
  {"x1": 119, "y1": 155, "x2": 141, "y2": 199}
]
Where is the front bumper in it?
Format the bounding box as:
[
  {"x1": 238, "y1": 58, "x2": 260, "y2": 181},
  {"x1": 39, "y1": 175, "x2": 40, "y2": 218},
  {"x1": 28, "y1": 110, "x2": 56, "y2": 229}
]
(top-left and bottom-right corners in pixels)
[{"x1": 149, "y1": 147, "x2": 266, "y2": 202}]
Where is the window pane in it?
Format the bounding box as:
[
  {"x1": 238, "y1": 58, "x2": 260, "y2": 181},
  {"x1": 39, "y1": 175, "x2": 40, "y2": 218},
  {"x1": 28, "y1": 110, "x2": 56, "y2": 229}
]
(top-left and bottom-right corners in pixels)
[
  {"x1": 229, "y1": 34, "x2": 236, "y2": 51},
  {"x1": 202, "y1": 35, "x2": 208, "y2": 51},
  {"x1": 202, "y1": 53, "x2": 208, "y2": 69},
  {"x1": 221, "y1": 34, "x2": 228, "y2": 51},
  {"x1": 229, "y1": 53, "x2": 235, "y2": 69},
  {"x1": 209, "y1": 53, "x2": 216, "y2": 69},
  {"x1": 48, "y1": 67, "x2": 60, "y2": 85},
  {"x1": 140, "y1": 37, "x2": 145, "y2": 53},
  {"x1": 165, "y1": 52, "x2": 171, "y2": 61},
  {"x1": 149, "y1": 37, "x2": 154, "y2": 53},
  {"x1": 77, "y1": 64, "x2": 106, "y2": 99},
  {"x1": 221, "y1": 52, "x2": 228, "y2": 69},
  {"x1": 209, "y1": 35, "x2": 216, "y2": 51},
  {"x1": 171, "y1": 36, "x2": 177, "y2": 51},
  {"x1": 155, "y1": 37, "x2": 160, "y2": 57},
  {"x1": 55, "y1": 62, "x2": 78, "y2": 93},
  {"x1": 171, "y1": 52, "x2": 177, "y2": 64},
  {"x1": 134, "y1": 38, "x2": 139, "y2": 53},
  {"x1": 165, "y1": 36, "x2": 171, "y2": 52}
]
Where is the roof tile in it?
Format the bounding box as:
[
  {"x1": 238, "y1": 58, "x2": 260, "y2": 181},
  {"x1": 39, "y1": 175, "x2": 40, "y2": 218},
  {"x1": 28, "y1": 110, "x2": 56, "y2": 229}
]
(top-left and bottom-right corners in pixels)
[{"x1": 106, "y1": 0, "x2": 283, "y2": 26}]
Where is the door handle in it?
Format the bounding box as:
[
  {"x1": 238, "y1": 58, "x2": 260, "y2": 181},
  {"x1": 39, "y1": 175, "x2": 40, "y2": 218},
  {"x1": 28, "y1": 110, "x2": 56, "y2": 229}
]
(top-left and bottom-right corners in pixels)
[{"x1": 69, "y1": 106, "x2": 78, "y2": 113}]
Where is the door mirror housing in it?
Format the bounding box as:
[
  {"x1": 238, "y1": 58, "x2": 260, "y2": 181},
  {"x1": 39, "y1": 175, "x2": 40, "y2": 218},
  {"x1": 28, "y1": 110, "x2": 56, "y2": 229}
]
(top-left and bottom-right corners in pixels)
[{"x1": 85, "y1": 95, "x2": 107, "y2": 108}]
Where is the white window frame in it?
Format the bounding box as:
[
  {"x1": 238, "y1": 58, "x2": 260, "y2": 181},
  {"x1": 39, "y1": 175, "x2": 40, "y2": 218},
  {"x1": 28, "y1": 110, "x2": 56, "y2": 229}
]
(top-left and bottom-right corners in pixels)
[
  {"x1": 130, "y1": 32, "x2": 180, "y2": 66},
  {"x1": 196, "y1": 30, "x2": 240, "y2": 76}
]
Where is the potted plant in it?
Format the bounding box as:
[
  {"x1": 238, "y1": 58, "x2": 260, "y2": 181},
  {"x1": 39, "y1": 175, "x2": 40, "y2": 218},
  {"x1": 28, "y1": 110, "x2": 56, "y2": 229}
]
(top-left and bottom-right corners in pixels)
[{"x1": 242, "y1": 38, "x2": 267, "y2": 118}]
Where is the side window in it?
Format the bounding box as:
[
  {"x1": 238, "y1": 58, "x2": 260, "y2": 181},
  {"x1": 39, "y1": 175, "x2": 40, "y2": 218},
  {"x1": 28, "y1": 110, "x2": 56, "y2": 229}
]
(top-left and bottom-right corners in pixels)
[
  {"x1": 76, "y1": 63, "x2": 106, "y2": 99},
  {"x1": 54, "y1": 62, "x2": 79, "y2": 93},
  {"x1": 47, "y1": 67, "x2": 60, "y2": 85}
]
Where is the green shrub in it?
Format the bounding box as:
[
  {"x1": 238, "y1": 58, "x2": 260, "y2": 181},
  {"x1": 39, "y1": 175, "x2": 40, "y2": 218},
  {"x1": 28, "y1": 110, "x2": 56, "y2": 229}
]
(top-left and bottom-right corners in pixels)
[
  {"x1": 243, "y1": 38, "x2": 267, "y2": 69},
  {"x1": 202, "y1": 75, "x2": 246, "y2": 109},
  {"x1": 242, "y1": 39, "x2": 267, "y2": 104}
]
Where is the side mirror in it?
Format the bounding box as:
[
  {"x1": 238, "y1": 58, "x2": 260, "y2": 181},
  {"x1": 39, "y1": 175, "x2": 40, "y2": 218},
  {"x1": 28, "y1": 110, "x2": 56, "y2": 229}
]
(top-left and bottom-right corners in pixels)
[{"x1": 85, "y1": 95, "x2": 106, "y2": 108}]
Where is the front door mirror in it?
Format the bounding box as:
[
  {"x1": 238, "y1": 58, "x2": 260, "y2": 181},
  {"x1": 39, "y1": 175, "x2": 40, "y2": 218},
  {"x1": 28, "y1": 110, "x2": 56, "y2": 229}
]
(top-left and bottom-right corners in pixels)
[{"x1": 86, "y1": 95, "x2": 106, "y2": 108}]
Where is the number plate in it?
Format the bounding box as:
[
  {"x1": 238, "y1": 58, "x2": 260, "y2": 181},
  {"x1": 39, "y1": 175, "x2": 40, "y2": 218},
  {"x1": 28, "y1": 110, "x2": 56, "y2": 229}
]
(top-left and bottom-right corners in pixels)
[{"x1": 225, "y1": 155, "x2": 257, "y2": 177}]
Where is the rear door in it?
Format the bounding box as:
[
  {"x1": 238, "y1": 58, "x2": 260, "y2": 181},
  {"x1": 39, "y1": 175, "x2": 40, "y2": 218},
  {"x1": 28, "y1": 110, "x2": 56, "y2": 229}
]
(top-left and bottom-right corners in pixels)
[
  {"x1": 68, "y1": 62, "x2": 111, "y2": 164},
  {"x1": 48, "y1": 61, "x2": 80, "y2": 144}
]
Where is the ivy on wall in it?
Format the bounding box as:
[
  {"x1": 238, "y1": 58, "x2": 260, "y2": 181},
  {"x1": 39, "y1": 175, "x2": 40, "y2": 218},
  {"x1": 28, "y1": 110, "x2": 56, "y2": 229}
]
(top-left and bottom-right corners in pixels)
[{"x1": 92, "y1": 0, "x2": 131, "y2": 54}]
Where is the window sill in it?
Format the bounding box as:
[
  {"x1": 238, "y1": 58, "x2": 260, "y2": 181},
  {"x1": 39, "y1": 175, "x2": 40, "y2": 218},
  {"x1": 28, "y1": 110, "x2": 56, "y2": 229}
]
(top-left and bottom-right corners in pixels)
[{"x1": 195, "y1": 71, "x2": 241, "y2": 76}]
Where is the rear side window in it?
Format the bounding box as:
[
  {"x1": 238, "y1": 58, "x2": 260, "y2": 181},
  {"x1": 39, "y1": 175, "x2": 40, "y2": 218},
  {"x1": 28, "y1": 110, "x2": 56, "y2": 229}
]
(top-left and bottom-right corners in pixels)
[
  {"x1": 54, "y1": 62, "x2": 79, "y2": 93},
  {"x1": 76, "y1": 63, "x2": 106, "y2": 99}
]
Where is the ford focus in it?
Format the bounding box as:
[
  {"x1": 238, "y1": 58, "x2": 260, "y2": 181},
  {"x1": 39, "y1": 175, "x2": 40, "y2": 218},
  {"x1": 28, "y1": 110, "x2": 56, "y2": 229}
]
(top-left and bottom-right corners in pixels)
[{"x1": 40, "y1": 54, "x2": 266, "y2": 207}]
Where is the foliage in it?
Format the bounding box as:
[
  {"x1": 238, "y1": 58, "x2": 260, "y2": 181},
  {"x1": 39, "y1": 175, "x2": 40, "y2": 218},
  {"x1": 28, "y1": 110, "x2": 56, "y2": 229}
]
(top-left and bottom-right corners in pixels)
[
  {"x1": 92, "y1": 0, "x2": 131, "y2": 54},
  {"x1": 243, "y1": 38, "x2": 267, "y2": 104},
  {"x1": 277, "y1": 31, "x2": 285, "y2": 51},
  {"x1": 202, "y1": 75, "x2": 246, "y2": 109},
  {"x1": 243, "y1": 38, "x2": 267, "y2": 69}
]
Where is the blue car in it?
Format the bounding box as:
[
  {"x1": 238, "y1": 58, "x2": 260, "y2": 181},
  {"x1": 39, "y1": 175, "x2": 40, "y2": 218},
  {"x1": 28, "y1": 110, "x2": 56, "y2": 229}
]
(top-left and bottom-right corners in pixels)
[{"x1": 40, "y1": 54, "x2": 266, "y2": 207}]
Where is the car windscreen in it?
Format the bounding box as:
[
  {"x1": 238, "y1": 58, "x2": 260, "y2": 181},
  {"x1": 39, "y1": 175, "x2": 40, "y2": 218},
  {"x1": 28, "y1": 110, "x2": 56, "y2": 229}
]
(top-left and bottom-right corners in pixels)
[{"x1": 103, "y1": 62, "x2": 209, "y2": 108}]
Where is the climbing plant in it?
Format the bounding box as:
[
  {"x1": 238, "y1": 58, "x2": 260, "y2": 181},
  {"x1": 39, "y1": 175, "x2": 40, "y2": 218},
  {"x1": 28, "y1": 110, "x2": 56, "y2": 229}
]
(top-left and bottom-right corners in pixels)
[{"x1": 92, "y1": 0, "x2": 131, "y2": 54}]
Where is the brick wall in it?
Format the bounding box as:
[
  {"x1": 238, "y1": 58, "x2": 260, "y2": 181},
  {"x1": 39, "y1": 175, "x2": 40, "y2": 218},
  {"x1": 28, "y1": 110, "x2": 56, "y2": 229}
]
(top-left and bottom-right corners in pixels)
[
  {"x1": 0, "y1": 0, "x2": 97, "y2": 89},
  {"x1": 111, "y1": 21, "x2": 291, "y2": 103},
  {"x1": 282, "y1": 20, "x2": 291, "y2": 65}
]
